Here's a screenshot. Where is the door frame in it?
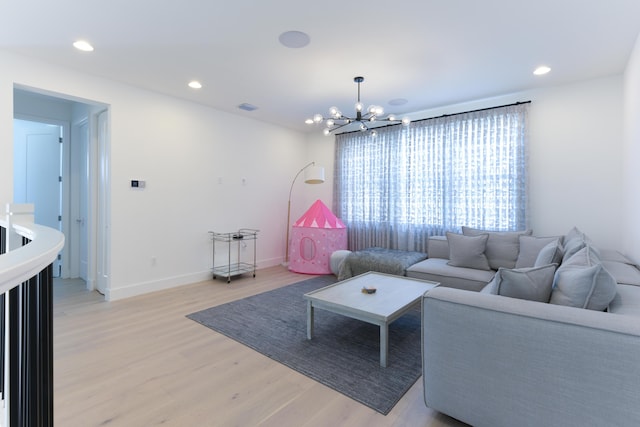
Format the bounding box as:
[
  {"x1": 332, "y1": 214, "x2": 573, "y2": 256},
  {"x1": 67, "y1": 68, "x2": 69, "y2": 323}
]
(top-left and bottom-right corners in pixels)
[{"x1": 13, "y1": 86, "x2": 111, "y2": 297}]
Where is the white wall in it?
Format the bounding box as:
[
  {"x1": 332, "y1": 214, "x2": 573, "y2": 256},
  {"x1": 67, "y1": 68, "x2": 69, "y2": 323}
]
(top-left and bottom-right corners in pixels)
[
  {"x1": 309, "y1": 75, "x2": 626, "y2": 250},
  {"x1": 0, "y1": 49, "x2": 309, "y2": 300},
  {"x1": 1, "y1": 48, "x2": 633, "y2": 300},
  {"x1": 623, "y1": 33, "x2": 640, "y2": 263},
  {"x1": 526, "y1": 76, "x2": 623, "y2": 247}
]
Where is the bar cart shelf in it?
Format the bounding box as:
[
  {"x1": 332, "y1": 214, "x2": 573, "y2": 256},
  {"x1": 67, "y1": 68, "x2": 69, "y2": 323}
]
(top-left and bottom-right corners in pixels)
[{"x1": 209, "y1": 228, "x2": 259, "y2": 283}]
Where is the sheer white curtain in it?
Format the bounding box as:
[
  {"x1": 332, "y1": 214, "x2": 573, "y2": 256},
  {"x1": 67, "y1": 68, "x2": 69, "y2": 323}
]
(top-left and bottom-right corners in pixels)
[{"x1": 333, "y1": 103, "x2": 529, "y2": 252}]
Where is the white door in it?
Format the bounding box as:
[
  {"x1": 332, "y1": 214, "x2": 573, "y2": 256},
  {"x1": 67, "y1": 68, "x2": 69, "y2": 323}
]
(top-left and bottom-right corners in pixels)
[{"x1": 13, "y1": 119, "x2": 63, "y2": 275}]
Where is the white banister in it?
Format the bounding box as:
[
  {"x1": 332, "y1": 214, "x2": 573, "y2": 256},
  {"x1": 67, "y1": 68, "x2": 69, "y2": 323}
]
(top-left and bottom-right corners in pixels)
[{"x1": 0, "y1": 204, "x2": 64, "y2": 294}]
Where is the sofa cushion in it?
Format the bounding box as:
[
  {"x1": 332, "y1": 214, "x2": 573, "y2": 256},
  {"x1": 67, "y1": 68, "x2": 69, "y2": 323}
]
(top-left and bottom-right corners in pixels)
[
  {"x1": 482, "y1": 264, "x2": 557, "y2": 302},
  {"x1": 462, "y1": 226, "x2": 532, "y2": 270},
  {"x1": 446, "y1": 232, "x2": 491, "y2": 271},
  {"x1": 602, "y1": 260, "x2": 640, "y2": 286},
  {"x1": 608, "y1": 284, "x2": 640, "y2": 316},
  {"x1": 550, "y1": 246, "x2": 617, "y2": 311},
  {"x1": 534, "y1": 240, "x2": 564, "y2": 267},
  {"x1": 406, "y1": 258, "x2": 495, "y2": 291},
  {"x1": 515, "y1": 235, "x2": 561, "y2": 268},
  {"x1": 427, "y1": 235, "x2": 450, "y2": 259},
  {"x1": 599, "y1": 249, "x2": 636, "y2": 264}
]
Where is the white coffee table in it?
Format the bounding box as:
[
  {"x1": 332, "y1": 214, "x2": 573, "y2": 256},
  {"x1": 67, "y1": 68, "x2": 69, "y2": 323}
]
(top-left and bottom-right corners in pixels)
[{"x1": 304, "y1": 272, "x2": 438, "y2": 367}]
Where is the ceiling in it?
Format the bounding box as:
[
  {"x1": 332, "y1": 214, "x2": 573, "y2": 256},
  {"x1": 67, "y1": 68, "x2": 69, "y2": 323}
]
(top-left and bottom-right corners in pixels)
[{"x1": 2, "y1": 0, "x2": 640, "y2": 133}]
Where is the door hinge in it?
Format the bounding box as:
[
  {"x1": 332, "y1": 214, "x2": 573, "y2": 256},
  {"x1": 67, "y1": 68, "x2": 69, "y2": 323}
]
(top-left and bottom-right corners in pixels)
[
  {"x1": 59, "y1": 176, "x2": 62, "y2": 182},
  {"x1": 58, "y1": 215, "x2": 62, "y2": 222},
  {"x1": 59, "y1": 137, "x2": 63, "y2": 143},
  {"x1": 57, "y1": 254, "x2": 62, "y2": 260}
]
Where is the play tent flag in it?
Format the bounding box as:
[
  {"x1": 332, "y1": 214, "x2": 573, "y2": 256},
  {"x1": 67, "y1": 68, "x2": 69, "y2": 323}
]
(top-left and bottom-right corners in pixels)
[{"x1": 288, "y1": 199, "x2": 347, "y2": 274}]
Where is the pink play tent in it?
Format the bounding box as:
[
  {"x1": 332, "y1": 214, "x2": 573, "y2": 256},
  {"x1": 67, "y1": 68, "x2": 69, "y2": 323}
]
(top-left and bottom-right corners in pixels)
[{"x1": 288, "y1": 199, "x2": 347, "y2": 274}]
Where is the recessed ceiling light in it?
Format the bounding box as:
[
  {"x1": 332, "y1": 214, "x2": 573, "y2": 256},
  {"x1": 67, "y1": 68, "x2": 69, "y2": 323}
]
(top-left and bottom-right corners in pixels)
[
  {"x1": 188, "y1": 81, "x2": 202, "y2": 89},
  {"x1": 73, "y1": 40, "x2": 94, "y2": 52},
  {"x1": 279, "y1": 31, "x2": 310, "y2": 48},
  {"x1": 533, "y1": 65, "x2": 551, "y2": 76}
]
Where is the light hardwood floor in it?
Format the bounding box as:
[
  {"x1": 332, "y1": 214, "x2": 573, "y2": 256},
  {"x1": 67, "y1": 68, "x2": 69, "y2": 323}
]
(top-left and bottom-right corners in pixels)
[{"x1": 53, "y1": 267, "x2": 467, "y2": 426}]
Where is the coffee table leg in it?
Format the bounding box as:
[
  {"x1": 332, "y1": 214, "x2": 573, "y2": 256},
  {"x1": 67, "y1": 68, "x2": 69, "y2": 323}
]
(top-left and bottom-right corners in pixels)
[
  {"x1": 307, "y1": 301, "x2": 314, "y2": 339},
  {"x1": 380, "y1": 323, "x2": 388, "y2": 368}
]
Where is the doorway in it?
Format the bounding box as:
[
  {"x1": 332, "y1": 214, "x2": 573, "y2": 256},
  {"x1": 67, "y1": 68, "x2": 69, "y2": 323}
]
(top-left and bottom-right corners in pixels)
[{"x1": 13, "y1": 87, "x2": 110, "y2": 296}]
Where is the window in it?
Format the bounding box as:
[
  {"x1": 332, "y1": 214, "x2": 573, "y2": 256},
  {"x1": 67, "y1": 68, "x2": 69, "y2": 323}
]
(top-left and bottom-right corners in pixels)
[{"x1": 334, "y1": 103, "x2": 529, "y2": 252}]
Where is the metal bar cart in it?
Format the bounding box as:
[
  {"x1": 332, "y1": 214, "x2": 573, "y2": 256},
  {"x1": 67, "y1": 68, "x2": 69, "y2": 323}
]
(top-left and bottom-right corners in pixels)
[{"x1": 209, "y1": 228, "x2": 259, "y2": 283}]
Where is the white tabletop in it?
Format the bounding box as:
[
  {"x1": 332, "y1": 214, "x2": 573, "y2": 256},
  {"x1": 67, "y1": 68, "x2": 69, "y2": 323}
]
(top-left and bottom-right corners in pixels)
[{"x1": 304, "y1": 272, "x2": 437, "y2": 321}]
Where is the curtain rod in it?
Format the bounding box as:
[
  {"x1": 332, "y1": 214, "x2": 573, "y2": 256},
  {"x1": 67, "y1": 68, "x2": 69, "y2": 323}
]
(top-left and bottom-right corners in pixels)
[
  {"x1": 338, "y1": 100, "x2": 532, "y2": 136},
  {"x1": 416, "y1": 100, "x2": 531, "y2": 122}
]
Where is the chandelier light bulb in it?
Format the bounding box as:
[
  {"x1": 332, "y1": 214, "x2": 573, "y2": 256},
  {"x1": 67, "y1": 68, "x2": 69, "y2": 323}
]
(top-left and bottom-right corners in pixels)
[{"x1": 308, "y1": 76, "x2": 411, "y2": 136}]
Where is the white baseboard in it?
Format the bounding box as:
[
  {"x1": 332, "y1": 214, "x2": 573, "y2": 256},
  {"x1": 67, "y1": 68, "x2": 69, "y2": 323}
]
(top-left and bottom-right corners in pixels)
[
  {"x1": 104, "y1": 256, "x2": 288, "y2": 301},
  {"x1": 105, "y1": 270, "x2": 212, "y2": 301}
]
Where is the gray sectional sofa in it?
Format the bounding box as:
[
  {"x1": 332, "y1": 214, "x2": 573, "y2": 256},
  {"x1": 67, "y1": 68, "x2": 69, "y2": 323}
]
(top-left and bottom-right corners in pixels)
[{"x1": 416, "y1": 227, "x2": 640, "y2": 426}]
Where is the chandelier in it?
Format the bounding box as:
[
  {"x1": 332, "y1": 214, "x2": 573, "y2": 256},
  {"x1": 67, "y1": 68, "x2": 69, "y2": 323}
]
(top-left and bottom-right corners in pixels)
[{"x1": 306, "y1": 76, "x2": 411, "y2": 136}]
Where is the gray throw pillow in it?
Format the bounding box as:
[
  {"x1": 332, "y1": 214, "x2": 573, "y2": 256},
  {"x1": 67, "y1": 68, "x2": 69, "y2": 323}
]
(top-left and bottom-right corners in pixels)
[
  {"x1": 563, "y1": 226, "x2": 584, "y2": 244},
  {"x1": 550, "y1": 246, "x2": 617, "y2": 311},
  {"x1": 483, "y1": 264, "x2": 557, "y2": 302},
  {"x1": 562, "y1": 236, "x2": 586, "y2": 263},
  {"x1": 446, "y1": 232, "x2": 491, "y2": 271},
  {"x1": 516, "y1": 235, "x2": 561, "y2": 268},
  {"x1": 534, "y1": 240, "x2": 564, "y2": 267},
  {"x1": 564, "y1": 244, "x2": 602, "y2": 266},
  {"x1": 462, "y1": 226, "x2": 533, "y2": 270}
]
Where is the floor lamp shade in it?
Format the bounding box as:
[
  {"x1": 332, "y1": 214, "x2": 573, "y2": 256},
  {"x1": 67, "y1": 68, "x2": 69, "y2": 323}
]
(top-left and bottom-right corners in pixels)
[{"x1": 304, "y1": 166, "x2": 325, "y2": 184}]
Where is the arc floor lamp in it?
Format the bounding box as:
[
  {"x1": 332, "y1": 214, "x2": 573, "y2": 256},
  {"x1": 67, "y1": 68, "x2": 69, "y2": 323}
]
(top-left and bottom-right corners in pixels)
[{"x1": 284, "y1": 162, "x2": 325, "y2": 264}]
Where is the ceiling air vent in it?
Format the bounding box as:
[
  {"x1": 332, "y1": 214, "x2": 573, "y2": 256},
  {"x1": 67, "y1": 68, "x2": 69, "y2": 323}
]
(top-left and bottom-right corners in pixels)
[{"x1": 238, "y1": 103, "x2": 258, "y2": 112}]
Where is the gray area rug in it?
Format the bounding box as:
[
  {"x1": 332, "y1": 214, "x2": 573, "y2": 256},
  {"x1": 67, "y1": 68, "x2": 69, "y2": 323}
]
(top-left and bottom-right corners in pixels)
[{"x1": 186, "y1": 275, "x2": 422, "y2": 415}]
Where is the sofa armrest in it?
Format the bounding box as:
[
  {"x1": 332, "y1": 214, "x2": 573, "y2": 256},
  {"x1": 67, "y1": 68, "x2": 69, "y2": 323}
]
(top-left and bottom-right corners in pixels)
[{"x1": 422, "y1": 287, "x2": 640, "y2": 427}]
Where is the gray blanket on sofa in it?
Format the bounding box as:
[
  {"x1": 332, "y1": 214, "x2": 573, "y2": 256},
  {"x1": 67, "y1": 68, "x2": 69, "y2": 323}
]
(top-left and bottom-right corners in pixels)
[{"x1": 337, "y1": 247, "x2": 428, "y2": 281}]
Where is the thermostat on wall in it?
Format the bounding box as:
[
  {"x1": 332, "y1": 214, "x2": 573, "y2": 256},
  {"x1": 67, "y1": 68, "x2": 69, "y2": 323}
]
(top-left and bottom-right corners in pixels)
[{"x1": 131, "y1": 180, "x2": 146, "y2": 188}]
